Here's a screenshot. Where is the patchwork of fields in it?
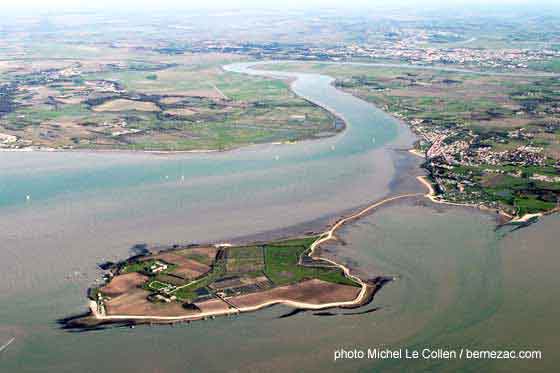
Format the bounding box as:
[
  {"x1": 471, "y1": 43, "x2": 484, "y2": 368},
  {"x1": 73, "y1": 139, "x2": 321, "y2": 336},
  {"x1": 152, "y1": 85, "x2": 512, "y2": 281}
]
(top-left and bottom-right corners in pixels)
[
  {"x1": 96, "y1": 237, "x2": 359, "y2": 318},
  {"x1": 0, "y1": 47, "x2": 338, "y2": 151}
]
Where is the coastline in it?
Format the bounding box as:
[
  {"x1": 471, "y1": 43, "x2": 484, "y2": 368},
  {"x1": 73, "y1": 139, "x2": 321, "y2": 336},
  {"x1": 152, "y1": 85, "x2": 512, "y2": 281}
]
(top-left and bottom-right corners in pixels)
[
  {"x1": 416, "y1": 170, "x2": 546, "y2": 223},
  {"x1": 258, "y1": 60, "x2": 559, "y2": 223},
  {"x1": 65, "y1": 156, "x2": 516, "y2": 328},
  {"x1": 61, "y1": 60, "x2": 553, "y2": 329},
  {"x1": 407, "y1": 130, "x2": 547, "y2": 223},
  {"x1": 63, "y1": 143, "x2": 550, "y2": 328},
  {"x1": 67, "y1": 147, "x2": 426, "y2": 328},
  {"x1": 0, "y1": 66, "x2": 346, "y2": 156},
  {"x1": 73, "y1": 157, "x2": 499, "y2": 328},
  {"x1": 76, "y1": 192, "x2": 424, "y2": 327}
]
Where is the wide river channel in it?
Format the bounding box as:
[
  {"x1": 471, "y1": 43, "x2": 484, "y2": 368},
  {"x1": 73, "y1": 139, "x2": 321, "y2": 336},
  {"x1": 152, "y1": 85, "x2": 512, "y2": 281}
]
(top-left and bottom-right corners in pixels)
[{"x1": 0, "y1": 62, "x2": 558, "y2": 372}]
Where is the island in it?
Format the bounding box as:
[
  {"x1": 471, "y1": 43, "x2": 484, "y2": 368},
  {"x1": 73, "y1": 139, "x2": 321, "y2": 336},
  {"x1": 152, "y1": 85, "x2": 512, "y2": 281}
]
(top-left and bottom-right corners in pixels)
[
  {"x1": 67, "y1": 237, "x2": 376, "y2": 328},
  {"x1": 62, "y1": 192, "x2": 423, "y2": 329},
  {"x1": 59, "y1": 58, "x2": 560, "y2": 328}
]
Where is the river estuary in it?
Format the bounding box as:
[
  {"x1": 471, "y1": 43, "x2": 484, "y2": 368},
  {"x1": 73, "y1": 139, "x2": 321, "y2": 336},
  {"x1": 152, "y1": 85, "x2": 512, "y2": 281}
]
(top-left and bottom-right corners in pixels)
[{"x1": 0, "y1": 62, "x2": 558, "y2": 372}]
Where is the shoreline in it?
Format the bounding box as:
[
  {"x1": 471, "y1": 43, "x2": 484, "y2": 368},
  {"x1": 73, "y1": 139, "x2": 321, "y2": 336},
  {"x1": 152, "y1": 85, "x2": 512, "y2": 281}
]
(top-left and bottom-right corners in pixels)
[
  {"x1": 69, "y1": 151, "x2": 426, "y2": 329},
  {"x1": 76, "y1": 158, "x2": 507, "y2": 328},
  {"x1": 416, "y1": 173, "x2": 547, "y2": 223},
  {"x1": 61, "y1": 60, "x2": 553, "y2": 329},
  {"x1": 67, "y1": 145, "x2": 531, "y2": 328},
  {"x1": 80, "y1": 192, "x2": 423, "y2": 327},
  {"x1": 1, "y1": 65, "x2": 347, "y2": 157},
  {"x1": 407, "y1": 129, "x2": 549, "y2": 223},
  {"x1": 258, "y1": 60, "x2": 559, "y2": 223}
]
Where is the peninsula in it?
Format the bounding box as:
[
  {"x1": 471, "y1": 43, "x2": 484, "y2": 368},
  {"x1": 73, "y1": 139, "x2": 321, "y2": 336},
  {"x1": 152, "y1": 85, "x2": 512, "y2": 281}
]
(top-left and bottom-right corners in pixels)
[
  {"x1": 64, "y1": 58, "x2": 560, "y2": 327},
  {"x1": 66, "y1": 192, "x2": 424, "y2": 329}
]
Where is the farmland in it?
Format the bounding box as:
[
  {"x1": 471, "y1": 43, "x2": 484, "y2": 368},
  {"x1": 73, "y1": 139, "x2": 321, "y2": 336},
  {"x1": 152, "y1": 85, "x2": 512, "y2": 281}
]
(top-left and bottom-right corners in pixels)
[
  {"x1": 92, "y1": 237, "x2": 360, "y2": 319},
  {"x1": 0, "y1": 46, "x2": 337, "y2": 151}
]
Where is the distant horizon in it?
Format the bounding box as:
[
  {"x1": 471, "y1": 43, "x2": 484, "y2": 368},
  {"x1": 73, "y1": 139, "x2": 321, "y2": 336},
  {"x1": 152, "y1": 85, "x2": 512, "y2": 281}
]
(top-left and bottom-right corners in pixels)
[{"x1": 3, "y1": 0, "x2": 560, "y2": 14}]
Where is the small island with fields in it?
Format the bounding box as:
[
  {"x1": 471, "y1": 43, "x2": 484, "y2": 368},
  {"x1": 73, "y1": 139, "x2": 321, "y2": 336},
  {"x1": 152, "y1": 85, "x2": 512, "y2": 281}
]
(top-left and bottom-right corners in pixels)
[{"x1": 65, "y1": 235, "x2": 381, "y2": 329}]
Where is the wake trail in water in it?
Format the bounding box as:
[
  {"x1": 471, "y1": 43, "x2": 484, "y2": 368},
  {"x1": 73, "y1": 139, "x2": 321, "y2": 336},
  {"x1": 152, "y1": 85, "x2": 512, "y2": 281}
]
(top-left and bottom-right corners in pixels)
[{"x1": 0, "y1": 337, "x2": 15, "y2": 353}]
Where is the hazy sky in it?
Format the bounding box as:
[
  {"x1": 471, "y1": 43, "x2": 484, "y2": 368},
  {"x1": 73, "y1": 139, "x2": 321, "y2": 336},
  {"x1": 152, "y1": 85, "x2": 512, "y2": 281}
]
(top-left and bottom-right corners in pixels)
[{"x1": 3, "y1": 0, "x2": 556, "y2": 12}]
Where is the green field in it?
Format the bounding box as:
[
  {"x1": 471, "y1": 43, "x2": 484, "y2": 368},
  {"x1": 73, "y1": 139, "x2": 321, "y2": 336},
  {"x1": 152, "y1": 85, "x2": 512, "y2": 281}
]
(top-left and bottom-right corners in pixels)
[
  {"x1": 121, "y1": 259, "x2": 158, "y2": 274},
  {"x1": 172, "y1": 259, "x2": 226, "y2": 302},
  {"x1": 126, "y1": 236, "x2": 359, "y2": 303},
  {"x1": 226, "y1": 245, "x2": 265, "y2": 273},
  {"x1": 0, "y1": 50, "x2": 337, "y2": 151},
  {"x1": 261, "y1": 237, "x2": 359, "y2": 287}
]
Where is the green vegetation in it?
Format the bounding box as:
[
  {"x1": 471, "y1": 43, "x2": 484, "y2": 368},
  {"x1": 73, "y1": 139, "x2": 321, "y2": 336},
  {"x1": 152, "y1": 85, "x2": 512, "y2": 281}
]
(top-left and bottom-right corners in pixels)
[
  {"x1": 265, "y1": 62, "x2": 559, "y2": 216},
  {"x1": 87, "y1": 287, "x2": 102, "y2": 300},
  {"x1": 173, "y1": 258, "x2": 226, "y2": 302},
  {"x1": 263, "y1": 237, "x2": 359, "y2": 287},
  {"x1": 123, "y1": 236, "x2": 359, "y2": 305},
  {"x1": 226, "y1": 245, "x2": 264, "y2": 273},
  {"x1": 1, "y1": 52, "x2": 337, "y2": 151},
  {"x1": 147, "y1": 280, "x2": 170, "y2": 291},
  {"x1": 529, "y1": 58, "x2": 560, "y2": 73},
  {"x1": 514, "y1": 196, "x2": 557, "y2": 215},
  {"x1": 121, "y1": 259, "x2": 158, "y2": 273},
  {"x1": 6, "y1": 104, "x2": 90, "y2": 124},
  {"x1": 171, "y1": 236, "x2": 361, "y2": 301}
]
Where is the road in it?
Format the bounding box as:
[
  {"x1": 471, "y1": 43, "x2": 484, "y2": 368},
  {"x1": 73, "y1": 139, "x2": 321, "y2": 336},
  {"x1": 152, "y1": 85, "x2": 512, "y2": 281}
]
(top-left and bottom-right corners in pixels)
[{"x1": 92, "y1": 192, "x2": 424, "y2": 322}]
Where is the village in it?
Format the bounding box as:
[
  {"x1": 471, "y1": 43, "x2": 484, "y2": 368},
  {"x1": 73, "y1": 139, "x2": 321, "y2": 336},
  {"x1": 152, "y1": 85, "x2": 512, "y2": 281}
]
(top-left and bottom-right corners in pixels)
[
  {"x1": 308, "y1": 62, "x2": 560, "y2": 217},
  {"x1": 183, "y1": 38, "x2": 560, "y2": 71},
  {"x1": 412, "y1": 118, "x2": 559, "y2": 215}
]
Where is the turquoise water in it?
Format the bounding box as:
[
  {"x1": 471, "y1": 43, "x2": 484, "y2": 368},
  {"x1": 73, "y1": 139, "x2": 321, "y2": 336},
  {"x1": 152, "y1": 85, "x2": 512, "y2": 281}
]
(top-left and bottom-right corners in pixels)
[
  {"x1": 0, "y1": 64, "x2": 400, "y2": 211},
  {"x1": 0, "y1": 63, "x2": 413, "y2": 302}
]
